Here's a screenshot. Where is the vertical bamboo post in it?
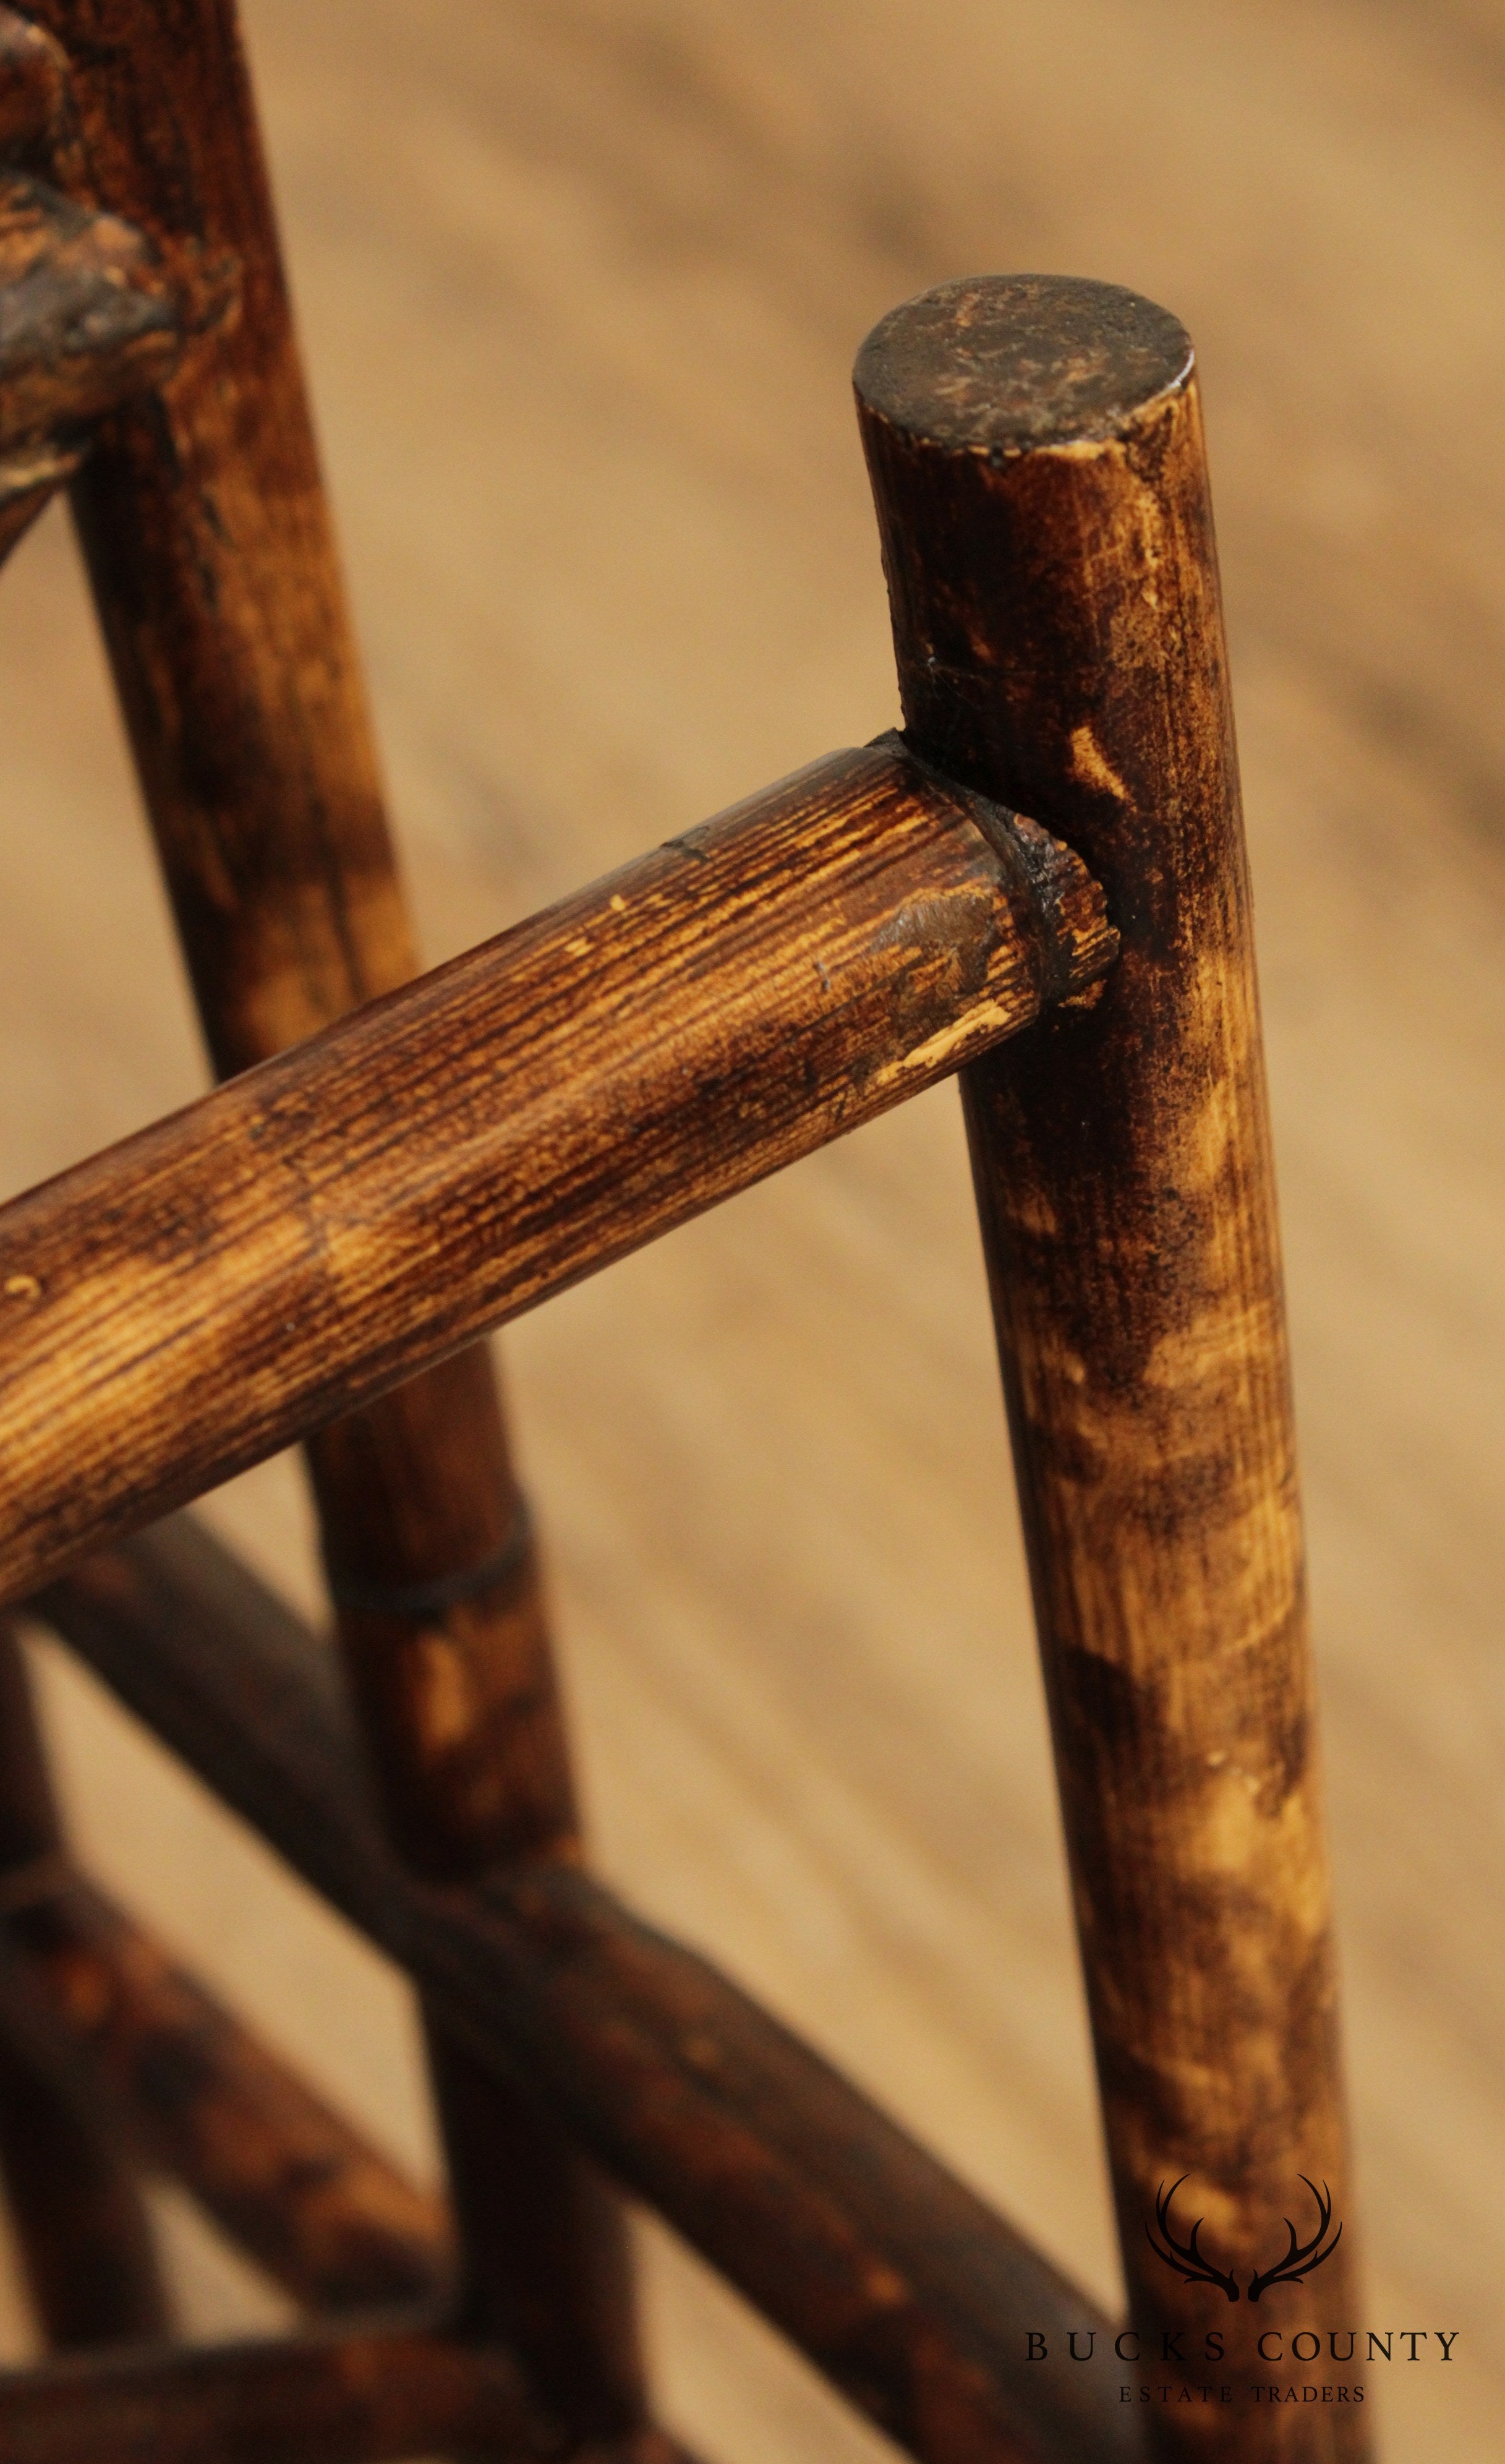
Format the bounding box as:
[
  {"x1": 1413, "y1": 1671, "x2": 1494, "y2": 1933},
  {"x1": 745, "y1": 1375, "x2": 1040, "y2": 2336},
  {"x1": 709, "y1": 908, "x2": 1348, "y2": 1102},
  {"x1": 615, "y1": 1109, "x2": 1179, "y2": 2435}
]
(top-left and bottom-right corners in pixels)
[
  {"x1": 28, "y1": 0, "x2": 642, "y2": 2436},
  {"x1": 303, "y1": 1354, "x2": 641, "y2": 2408},
  {"x1": 0, "y1": 1629, "x2": 169, "y2": 2345},
  {"x1": 856, "y1": 278, "x2": 1364, "y2": 2460}
]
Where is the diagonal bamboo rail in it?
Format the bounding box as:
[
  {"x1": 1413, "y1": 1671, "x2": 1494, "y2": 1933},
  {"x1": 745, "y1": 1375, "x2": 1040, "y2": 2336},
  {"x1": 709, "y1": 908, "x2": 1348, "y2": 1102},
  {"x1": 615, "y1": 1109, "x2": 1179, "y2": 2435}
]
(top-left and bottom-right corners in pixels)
[
  {"x1": 15, "y1": 0, "x2": 646, "y2": 2423},
  {"x1": 31, "y1": 1512, "x2": 1139, "y2": 2464},
  {"x1": 0, "y1": 9, "x2": 1360, "y2": 2455},
  {"x1": 0, "y1": 1845, "x2": 451, "y2": 2311},
  {"x1": 0, "y1": 2312, "x2": 660, "y2": 2464},
  {"x1": 0, "y1": 738, "x2": 1111, "y2": 1611}
]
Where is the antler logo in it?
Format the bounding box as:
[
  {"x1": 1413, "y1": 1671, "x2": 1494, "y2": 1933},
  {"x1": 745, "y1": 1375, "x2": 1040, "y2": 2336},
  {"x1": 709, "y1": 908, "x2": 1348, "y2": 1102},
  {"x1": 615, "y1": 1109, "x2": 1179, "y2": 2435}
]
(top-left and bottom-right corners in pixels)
[
  {"x1": 1247, "y1": 2178, "x2": 1343, "y2": 2303},
  {"x1": 1146, "y1": 2178, "x2": 1241, "y2": 2303},
  {"x1": 1146, "y1": 2177, "x2": 1342, "y2": 2305}
]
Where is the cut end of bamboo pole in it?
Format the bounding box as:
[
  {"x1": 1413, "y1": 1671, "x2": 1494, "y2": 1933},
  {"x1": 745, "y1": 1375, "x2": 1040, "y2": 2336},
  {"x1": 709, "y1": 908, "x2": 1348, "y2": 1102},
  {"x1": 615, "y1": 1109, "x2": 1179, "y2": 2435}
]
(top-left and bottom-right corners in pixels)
[{"x1": 854, "y1": 273, "x2": 1192, "y2": 455}]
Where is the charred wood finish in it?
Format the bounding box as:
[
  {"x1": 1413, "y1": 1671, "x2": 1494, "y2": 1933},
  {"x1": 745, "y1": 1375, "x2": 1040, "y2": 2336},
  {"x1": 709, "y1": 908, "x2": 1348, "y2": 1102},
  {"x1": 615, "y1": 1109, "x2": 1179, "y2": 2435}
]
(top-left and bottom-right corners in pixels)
[
  {"x1": 0, "y1": 1855, "x2": 450, "y2": 2310},
  {"x1": 0, "y1": 2314, "x2": 582, "y2": 2464},
  {"x1": 0, "y1": 22, "x2": 180, "y2": 2335},
  {"x1": 856, "y1": 276, "x2": 1360, "y2": 2459},
  {"x1": 0, "y1": 741, "x2": 1112, "y2": 1608},
  {"x1": 306, "y1": 1353, "x2": 639, "y2": 2434},
  {"x1": 19, "y1": 0, "x2": 642, "y2": 2425},
  {"x1": 0, "y1": 173, "x2": 178, "y2": 455},
  {"x1": 23, "y1": 0, "x2": 413, "y2": 1064},
  {"x1": 0, "y1": 168, "x2": 180, "y2": 560},
  {"x1": 35, "y1": 1516, "x2": 1144, "y2": 2464},
  {"x1": 0, "y1": 1630, "x2": 168, "y2": 2344},
  {"x1": 0, "y1": 7, "x2": 71, "y2": 173}
]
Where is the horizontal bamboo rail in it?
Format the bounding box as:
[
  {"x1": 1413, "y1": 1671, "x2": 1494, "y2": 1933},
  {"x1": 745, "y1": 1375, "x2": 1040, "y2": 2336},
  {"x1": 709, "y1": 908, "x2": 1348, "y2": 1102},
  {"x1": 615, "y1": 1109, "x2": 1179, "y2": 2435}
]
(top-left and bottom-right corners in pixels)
[
  {"x1": 32, "y1": 1512, "x2": 1141, "y2": 2464},
  {"x1": 0, "y1": 2313, "x2": 625, "y2": 2464},
  {"x1": 0, "y1": 1858, "x2": 450, "y2": 2309},
  {"x1": 0, "y1": 736, "x2": 1114, "y2": 1610}
]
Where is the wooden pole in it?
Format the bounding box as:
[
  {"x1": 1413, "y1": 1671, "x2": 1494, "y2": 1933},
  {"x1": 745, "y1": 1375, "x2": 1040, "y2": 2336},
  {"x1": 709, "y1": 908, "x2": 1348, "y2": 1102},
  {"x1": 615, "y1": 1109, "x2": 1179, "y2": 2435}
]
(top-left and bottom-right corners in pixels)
[
  {"x1": 0, "y1": 163, "x2": 182, "y2": 569},
  {"x1": 0, "y1": 741, "x2": 1111, "y2": 1608},
  {"x1": 22, "y1": 0, "x2": 643, "y2": 2430},
  {"x1": 36, "y1": 1514, "x2": 1145, "y2": 2464},
  {"x1": 0, "y1": 2315, "x2": 570, "y2": 2464},
  {"x1": 0, "y1": 1630, "x2": 169, "y2": 2345},
  {"x1": 856, "y1": 276, "x2": 1363, "y2": 2460},
  {"x1": 1, "y1": 1860, "x2": 450, "y2": 2311},
  {"x1": 0, "y1": 7, "x2": 69, "y2": 166}
]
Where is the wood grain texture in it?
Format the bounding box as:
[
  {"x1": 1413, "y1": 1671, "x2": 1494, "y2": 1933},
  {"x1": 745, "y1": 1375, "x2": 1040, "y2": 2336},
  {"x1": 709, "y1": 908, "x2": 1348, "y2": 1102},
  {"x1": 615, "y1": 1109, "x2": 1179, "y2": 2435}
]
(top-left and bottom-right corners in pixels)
[
  {"x1": 33, "y1": 1514, "x2": 1143, "y2": 2464},
  {"x1": 2, "y1": 5, "x2": 1501, "y2": 2458},
  {"x1": 858, "y1": 276, "x2": 1360, "y2": 2461},
  {"x1": 0, "y1": 171, "x2": 179, "y2": 554},
  {"x1": 0, "y1": 1862, "x2": 451, "y2": 2312},
  {"x1": 0, "y1": 740, "x2": 1111, "y2": 1609},
  {"x1": 0, "y1": 1631, "x2": 169, "y2": 2346},
  {"x1": 19, "y1": 0, "x2": 413, "y2": 1066},
  {"x1": 0, "y1": 175, "x2": 179, "y2": 455},
  {"x1": 17, "y1": 0, "x2": 646, "y2": 2416},
  {"x1": 308, "y1": 1348, "x2": 644, "y2": 2434}
]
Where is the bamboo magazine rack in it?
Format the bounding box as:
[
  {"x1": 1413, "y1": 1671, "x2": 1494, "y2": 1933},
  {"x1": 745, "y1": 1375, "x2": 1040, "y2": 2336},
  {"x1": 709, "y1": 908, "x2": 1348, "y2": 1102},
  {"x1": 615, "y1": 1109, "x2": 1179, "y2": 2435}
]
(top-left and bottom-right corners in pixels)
[{"x1": 0, "y1": 6, "x2": 1363, "y2": 2461}]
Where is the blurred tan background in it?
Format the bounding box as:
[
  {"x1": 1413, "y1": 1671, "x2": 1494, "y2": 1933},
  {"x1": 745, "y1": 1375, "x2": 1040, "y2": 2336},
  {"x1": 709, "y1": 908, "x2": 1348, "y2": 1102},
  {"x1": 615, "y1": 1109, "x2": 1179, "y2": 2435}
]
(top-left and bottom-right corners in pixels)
[{"x1": 2, "y1": 0, "x2": 1504, "y2": 2456}]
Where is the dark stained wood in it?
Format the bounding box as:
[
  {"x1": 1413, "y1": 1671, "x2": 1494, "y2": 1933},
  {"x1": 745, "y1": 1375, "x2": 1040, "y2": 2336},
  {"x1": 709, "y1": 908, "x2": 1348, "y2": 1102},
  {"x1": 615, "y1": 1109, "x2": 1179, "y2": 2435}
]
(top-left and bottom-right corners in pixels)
[
  {"x1": 304, "y1": 1352, "x2": 641, "y2": 2424},
  {"x1": 33, "y1": 1514, "x2": 1146, "y2": 2464},
  {"x1": 0, "y1": 7, "x2": 1496, "y2": 2448},
  {"x1": 0, "y1": 7, "x2": 168, "y2": 564},
  {"x1": 0, "y1": 1994, "x2": 169, "y2": 2350},
  {"x1": 0, "y1": 101, "x2": 182, "y2": 2329},
  {"x1": 22, "y1": 0, "x2": 646, "y2": 2416},
  {"x1": 0, "y1": 1628, "x2": 168, "y2": 2345},
  {"x1": 0, "y1": 1859, "x2": 451, "y2": 2311},
  {"x1": 0, "y1": 170, "x2": 180, "y2": 564},
  {"x1": 25, "y1": 0, "x2": 415, "y2": 1065},
  {"x1": 0, "y1": 740, "x2": 1112, "y2": 1610},
  {"x1": 856, "y1": 275, "x2": 1362, "y2": 2460},
  {"x1": 432, "y1": 1864, "x2": 1135, "y2": 2464},
  {"x1": 0, "y1": 173, "x2": 179, "y2": 454},
  {"x1": 0, "y1": 2314, "x2": 566, "y2": 2464},
  {"x1": 0, "y1": 1634, "x2": 62, "y2": 1874},
  {"x1": 34, "y1": 1515, "x2": 403, "y2": 1922},
  {"x1": 0, "y1": 7, "x2": 73, "y2": 176},
  {"x1": 309, "y1": 1349, "x2": 577, "y2": 1880}
]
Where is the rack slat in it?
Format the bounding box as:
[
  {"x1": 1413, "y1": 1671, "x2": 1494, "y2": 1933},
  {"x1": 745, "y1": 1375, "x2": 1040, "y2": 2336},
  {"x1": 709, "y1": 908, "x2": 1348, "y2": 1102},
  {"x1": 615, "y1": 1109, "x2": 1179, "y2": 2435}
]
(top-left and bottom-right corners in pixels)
[
  {"x1": 0, "y1": 1857, "x2": 450, "y2": 2311},
  {"x1": 0, "y1": 738, "x2": 1112, "y2": 1610},
  {"x1": 0, "y1": 2315, "x2": 581, "y2": 2464},
  {"x1": 24, "y1": 0, "x2": 650, "y2": 2411},
  {"x1": 33, "y1": 1515, "x2": 1141, "y2": 2464},
  {"x1": 0, "y1": 1630, "x2": 169, "y2": 2343}
]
